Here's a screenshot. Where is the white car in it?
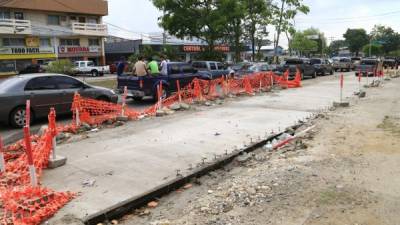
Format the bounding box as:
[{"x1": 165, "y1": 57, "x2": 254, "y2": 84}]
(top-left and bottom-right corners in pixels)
[{"x1": 72, "y1": 61, "x2": 110, "y2": 77}]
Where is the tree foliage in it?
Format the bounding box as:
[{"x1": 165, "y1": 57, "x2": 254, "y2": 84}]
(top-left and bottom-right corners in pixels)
[
  {"x1": 272, "y1": 0, "x2": 309, "y2": 61},
  {"x1": 362, "y1": 44, "x2": 383, "y2": 57},
  {"x1": 343, "y1": 29, "x2": 369, "y2": 56},
  {"x1": 328, "y1": 40, "x2": 348, "y2": 56},
  {"x1": 370, "y1": 25, "x2": 400, "y2": 54},
  {"x1": 291, "y1": 31, "x2": 318, "y2": 56}
]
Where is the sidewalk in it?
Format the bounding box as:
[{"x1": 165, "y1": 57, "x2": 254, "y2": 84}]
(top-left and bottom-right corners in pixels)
[{"x1": 43, "y1": 74, "x2": 360, "y2": 224}]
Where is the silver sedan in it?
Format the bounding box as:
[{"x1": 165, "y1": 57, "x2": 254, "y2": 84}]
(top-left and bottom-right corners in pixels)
[{"x1": 0, "y1": 73, "x2": 118, "y2": 127}]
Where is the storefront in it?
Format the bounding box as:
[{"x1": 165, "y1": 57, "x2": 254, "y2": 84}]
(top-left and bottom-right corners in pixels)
[
  {"x1": 0, "y1": 46, "x2": 56, "y2": 75},
  {"x1": 58, "y1": 45, "x2": 103, "y2": 65}
]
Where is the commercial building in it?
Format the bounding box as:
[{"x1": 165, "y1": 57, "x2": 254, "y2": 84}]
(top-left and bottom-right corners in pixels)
[
  {"x1": 104, "y1": 33, "x2": 234, "y2": 65},
  {"x1": 0, "y1": 0, "x2": 108, "y2": 75}
]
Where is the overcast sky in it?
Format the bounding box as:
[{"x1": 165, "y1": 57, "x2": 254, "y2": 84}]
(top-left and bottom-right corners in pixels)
[{"x1": 104, "y1": 0, "x2": 400, "y2": 47}]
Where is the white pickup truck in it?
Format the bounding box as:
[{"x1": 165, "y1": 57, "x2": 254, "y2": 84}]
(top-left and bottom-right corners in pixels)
[{"x1": 72, "y1": 61, "x2": 110, "y2": 77}]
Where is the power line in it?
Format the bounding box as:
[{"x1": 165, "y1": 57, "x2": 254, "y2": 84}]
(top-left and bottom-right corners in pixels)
[{"x1": 296, "y1": 9, "x2": 400, "y2": 23}]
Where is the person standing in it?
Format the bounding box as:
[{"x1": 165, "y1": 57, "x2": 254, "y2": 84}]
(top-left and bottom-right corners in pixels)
[
  {"x1": 116, "y1": 57, "x2": 126, "y2": 76},
  {"x1": 132, "y1": 56, "x2": 148, "y2": 77},
  {"x1": 160, "y1": 55, "x2": 168, "y2": 76},
  {"x1": 147, "y1": 57, "x2": 160, "y2": 76}
]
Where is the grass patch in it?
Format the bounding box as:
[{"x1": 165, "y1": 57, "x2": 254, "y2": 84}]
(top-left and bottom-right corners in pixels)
[{"x1": 86, "y1": 79, "x2": 117, "y2": 90}]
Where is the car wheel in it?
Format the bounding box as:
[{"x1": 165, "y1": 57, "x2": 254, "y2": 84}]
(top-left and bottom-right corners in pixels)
[
  {"x1": 9, "y1": 106, "x2": 33, "y2": 128},
  {"x1": 312, "y1": 71, "x2": 317, "y2": 78},
  {"x1": 322, "y1": 70, "x2": 326, "y2": 76},
  {"x1": 330, "y1": 69, "x2": 334, "y2": 75},
  {"x1": 153, "y1": 86, "x2": 169, "y2": 101},
  {"x1": 91, "y1": 70, "x2": 99, "y2": 77}
]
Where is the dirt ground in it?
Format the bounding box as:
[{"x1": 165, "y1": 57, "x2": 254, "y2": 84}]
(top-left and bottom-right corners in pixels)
[{"x1": 117, "y1": 77, "x2": 400, "y2": 225}]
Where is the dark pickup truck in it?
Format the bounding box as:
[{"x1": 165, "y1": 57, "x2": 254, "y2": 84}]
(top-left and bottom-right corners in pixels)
[
  {"x1": 117, "y1": 62, "x2": 206, "y2": 101},
  {"x1": 276, "y1": 58, "x2": 317, "y2": 79},
  {"x1": 355, "y1": 59, "x2": 379, "y2": 77}
]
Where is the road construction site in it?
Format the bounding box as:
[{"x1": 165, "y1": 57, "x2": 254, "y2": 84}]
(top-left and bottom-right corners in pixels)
[
  {"x1": 120, "y1": 75, "x2": 400, "y2": 225},
  {"x1": 40, "y1": 71, "x2": 379, "y2": 224}
]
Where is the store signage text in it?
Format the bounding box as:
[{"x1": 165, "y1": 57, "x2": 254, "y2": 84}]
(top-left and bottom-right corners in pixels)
[
  {"x1": 59, "y1": 46, "x2": 100, "y2": 54},
  {"x1": 182, "y1": 45, "x2": 230, "y2": 53},
  {"x1": 0, "y1": 47, "x2": 55, "y2": 54}
]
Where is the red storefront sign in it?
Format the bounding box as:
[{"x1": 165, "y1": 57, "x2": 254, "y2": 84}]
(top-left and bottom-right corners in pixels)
[
  {"x1": 59, "y1": 46, "x2": 89, "y2": 54},
  {"x1": 182, "y1": 45, "x2": 230, "y2": 53}
]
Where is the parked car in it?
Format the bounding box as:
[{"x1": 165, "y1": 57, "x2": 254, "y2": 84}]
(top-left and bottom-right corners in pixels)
[
  {"x1": 351, "y1": 57, "x2": 362, "y2": 68},
  {"x1": 232, "y1": 63, "x2": 271, "y2": 77},
  {"x1": 310, "y1": 58, "x2": 334, "y2": 75},
  {"x1": 191, "y1": 61, "x2": 230, "y2": 80},
  {"x1": 277, "y1": 58, "x2": 317, "y2": 79},
  {"x1": 229, "y1": 62, "x2": 253, "y2": 77},
  {"x1": 333, "y1": 57, "x2": 353, "y2": 72},
  {"x1": 117, "y1": 62, "x2": 207, "y2": 101},
  {"x1": 19, "y1": 64, "x2": 45, "y2": 74},
  {"x1": 355, "y1": 59, "x2": 379, "y2": 77},
  {"x1": 72, "y1": 61, "x2": 110, "y2": 77},
  {"x1": 383, "y1": 59, "x2": 396, "y2": 69},
  {"x1": 0, "y1": 74, "x2": 118, "y2": 127}
]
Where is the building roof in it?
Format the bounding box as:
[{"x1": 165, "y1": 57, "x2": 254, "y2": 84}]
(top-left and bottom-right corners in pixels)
[{"x1": 0, "y1": 0, "x2": 108, "y2": 16}]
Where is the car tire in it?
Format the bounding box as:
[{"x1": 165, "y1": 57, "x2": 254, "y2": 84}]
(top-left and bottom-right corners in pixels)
[
  {"x1": 91, "y1": 70, "x2": 99, "y2": 77},
  {"x1": 330, "y1": 69, "x2": 334, "y2": 75},
  {"x1": 153, "y1": 86, "x2": 169, "y2": 102},
  {"x1": 322, "y1": 70, "x2": 326, "y2": 76},
  {"x1": 9, "y1": 106, "x2": 33, "y2": 128},
  {"x1": 312, "y1": 71, "x2": 317, "y2": 79}
]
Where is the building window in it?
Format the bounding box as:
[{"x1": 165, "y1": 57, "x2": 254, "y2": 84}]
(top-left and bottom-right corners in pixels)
[
  {"x1": 40, "y1": 38, "x2": 51, "y2": 47},
  {"x1": 48, "y1": 15, "x2": 60, "y2": 25},
  {"x1": 78, "y1": 17, "x2": 86, "y2": 23},
  {"x1": 87, "y1": 18, "x2": 98, "y2": 24},
  {"x1": 0, "y1": 11, "x2": 11, "y2": 19},
  {"x1": 60, "y1": 39, "x2": 80, "y2": 46},
  {"x1": 60, "y1": 16, "x2": 67, "y2": 22},
  {"x1": 3, "y1": 38, "x2": 25, "y2": 47},
  {"x1": 89, "y1": 38, "x2": 100, "y2": 46},
  {"x1": 14, "y1": 12, "x2": 24, "y2": 20},
  {"x1": 70, "y1": 16, "x2": 77, "y2": 21}
]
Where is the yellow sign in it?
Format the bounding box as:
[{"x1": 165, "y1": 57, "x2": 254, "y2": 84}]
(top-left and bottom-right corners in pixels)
[
  {"x1": 25, "y1": 37, "x2": 40, "y2": 48},
  {"x1": 0, "y1": 53, "x2": 56, "y2": 60}
]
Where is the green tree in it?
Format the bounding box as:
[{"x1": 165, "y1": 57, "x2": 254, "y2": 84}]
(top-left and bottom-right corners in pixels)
[
  {"x1": 272, "y1": 0, "x2": 309, "y2": 62},
  {"x1": 152, "y1": 0, "x2": 228, "y2": 59},
  {"x1": 328, "y1": 40, "x2": 347, "y2": 56},
  {"x1": 370, "y1": 25, "x2": 400, "y2": 54},
  {"x1": 343, "y1": 28, "x2": 369, "y2": 56},
  {"x1": 362, "y1": 44, "x2": 383, "y2": 57},
  {"x1": 46, "y1": 59, "x2": 73, "y2": 74},
  {"x1": 242, "y1": 0, "x2": 272, "y2": 61},
  {"x1": 291, "y1": 31, "x2": 318, "y2": 56},
  {"x1": 303, "y1": 27, "x2": 327, "y2": 56},
  {"x1": 221, "y1": 0, "x2": 246, "y2": 62}
]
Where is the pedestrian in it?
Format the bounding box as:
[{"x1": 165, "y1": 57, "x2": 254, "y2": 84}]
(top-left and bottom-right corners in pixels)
[
  {"x1": 147, "y1": 57, "x2": 160, "y2": 76},
  {"x1": 116, "y1": 57, "x2": 126, "y2": 76},
  {"x1": 160, "y1": 55, "x2": 168, "y2": 76},
  {"x1": 132, "y1": 56, "x2": 148, "y2": 77}
]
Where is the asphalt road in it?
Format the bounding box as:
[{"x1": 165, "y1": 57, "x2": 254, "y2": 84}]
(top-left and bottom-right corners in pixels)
[{"x1": 0, "y1": 72, "x2": 353, "y2": 145}]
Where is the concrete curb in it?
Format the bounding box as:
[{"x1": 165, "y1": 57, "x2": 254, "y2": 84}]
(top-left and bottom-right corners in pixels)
[{"x1": 84, "y1": 124, "x2": 303, "y2": 225}]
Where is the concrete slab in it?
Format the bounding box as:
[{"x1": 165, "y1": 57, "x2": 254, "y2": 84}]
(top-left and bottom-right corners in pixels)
[{"x1": 43, "y1": 74, "x2": 361, "y2": 224}]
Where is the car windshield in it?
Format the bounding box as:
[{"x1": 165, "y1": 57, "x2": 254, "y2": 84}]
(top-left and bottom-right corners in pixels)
[
  {"x1": 339, "y1": 58, "x2": 350, "y2": 62},
  {"x1": 310, "y1": 59, "x2": 322, "y2": 65},
  {"x1": 361, "y1": 60, "x2": 377, "y2": 65},
  {"x1": 285, "y1": 60, "x2": 301, "y2": 65}
]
